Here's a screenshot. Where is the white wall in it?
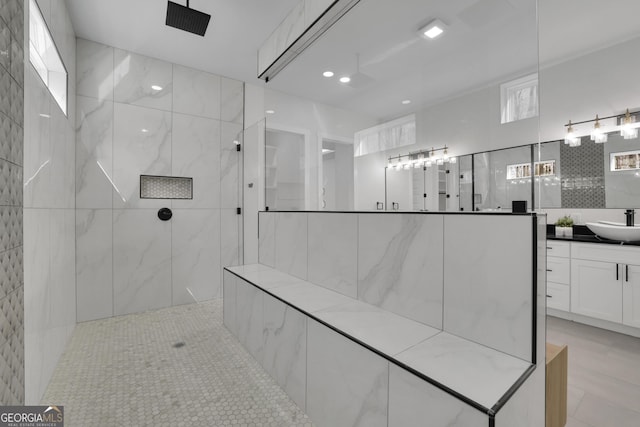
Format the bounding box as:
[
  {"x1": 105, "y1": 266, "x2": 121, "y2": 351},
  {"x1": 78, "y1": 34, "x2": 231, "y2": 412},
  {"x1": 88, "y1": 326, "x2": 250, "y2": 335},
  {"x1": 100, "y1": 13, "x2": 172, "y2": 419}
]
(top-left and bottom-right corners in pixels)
[
  {"x1": 24, "y1": 0, "x2": 77, "y2": 404},
  {"x1": 74, "y1": 39, "x2": 243, "y2": 322}
]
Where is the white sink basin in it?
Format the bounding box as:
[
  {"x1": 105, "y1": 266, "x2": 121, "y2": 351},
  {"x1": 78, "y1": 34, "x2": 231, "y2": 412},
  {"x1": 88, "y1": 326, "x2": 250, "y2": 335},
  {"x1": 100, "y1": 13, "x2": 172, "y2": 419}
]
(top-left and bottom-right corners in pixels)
[{"x1": 586, "y1": 222, "x2": 640, "y2": 242}]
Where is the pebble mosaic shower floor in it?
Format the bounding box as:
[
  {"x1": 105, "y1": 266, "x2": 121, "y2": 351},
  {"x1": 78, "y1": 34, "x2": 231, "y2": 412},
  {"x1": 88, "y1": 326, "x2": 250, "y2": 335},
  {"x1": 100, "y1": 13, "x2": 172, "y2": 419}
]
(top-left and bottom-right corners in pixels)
[{"x1": 42, "y1": 299, "x2": 314, "y2": 427}]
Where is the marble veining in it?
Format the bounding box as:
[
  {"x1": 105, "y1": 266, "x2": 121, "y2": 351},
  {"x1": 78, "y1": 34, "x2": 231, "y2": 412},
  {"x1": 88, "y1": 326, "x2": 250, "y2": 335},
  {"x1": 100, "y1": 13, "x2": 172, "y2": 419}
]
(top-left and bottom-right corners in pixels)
[
  {"x1": 307, "y1": 213, "x2": 357, "y2": 298},
  {"x1": 222, "y1": 270, "x2": 237, "y2": 335},
  {"x1": 314, "y1": 300, "x2": 440, "y2": 357},
  {"x1": 112, "y1": 209, "x2": 172, "y2": 316},
  {"x1": 235, "y1": 278, "x2": 264, "y2": 362},
  {"x1": 76, "y1": 39, "x2": 114, "y2": 101},
  {"x1": 443, "y1": 215, "x2": 533, "y2": 362},
  {"x1": 262, "y1": 293, "x2": 307, "y2": 410},
  {"x1": 220, "y1": 78, "x2": 244, "y2": 125},
  {"x1": 75, "y1": 96, "x2": 114, "y2": 208},
  {"x1": 275, "y1": 212, "x2": 308, "y2": 280},
  {"x1": 171, "y1": 209, "x2": 221, "y2": 303},
  {"x1": 268, "y1": 281, "x2": 354, "y2": 314},
  {"x1": 113, "y1": 49, "x2": 173, "y2": 111},
  {"x1": 170, "y1": 113, "x2": 220, "y2": 209},
  {"x1": 112, "y1": 103, "x2": 172, "y2": 208},
  {"x1": 388, "y1": 364, "x2": 487, "y2": 427},
  {"x1": 274, "y1": 2, "x2": 306, "y2": 62},
  {"x1": 306, "y1": 319, "x2": 388, "y2": 427},
  {"x1": 172, "y1": 64, "x2": 220, "y2": 119},
  {"x1": 395, "y1": 332, "x2": 531, "y2": 409},
  {"x1": 75, "y1": 209, "x2": 113, "y2": 322},
  {"x1": 258, "y1": 213, "x2": 276, "y2": 267},
  {"x1": 235, "y1": 267, "x2": 308, "y2": 290},
  {"x1": 358, "y1": 213, "x2": 444, "y2": 328}
]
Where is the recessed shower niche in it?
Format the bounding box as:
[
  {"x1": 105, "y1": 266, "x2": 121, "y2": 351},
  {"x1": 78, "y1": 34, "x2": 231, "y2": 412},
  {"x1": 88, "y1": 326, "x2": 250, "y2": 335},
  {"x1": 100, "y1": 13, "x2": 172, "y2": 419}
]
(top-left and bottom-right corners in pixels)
[{"x1": 140, "y1": 175, "x2": 193, "y2": 199}]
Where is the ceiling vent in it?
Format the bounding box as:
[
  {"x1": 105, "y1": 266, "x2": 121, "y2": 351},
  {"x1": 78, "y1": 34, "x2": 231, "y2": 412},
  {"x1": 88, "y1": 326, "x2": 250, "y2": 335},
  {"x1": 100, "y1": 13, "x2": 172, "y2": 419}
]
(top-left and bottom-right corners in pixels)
[{"x1": 165, "y1": 1, "x2": 211, "y2": 36}]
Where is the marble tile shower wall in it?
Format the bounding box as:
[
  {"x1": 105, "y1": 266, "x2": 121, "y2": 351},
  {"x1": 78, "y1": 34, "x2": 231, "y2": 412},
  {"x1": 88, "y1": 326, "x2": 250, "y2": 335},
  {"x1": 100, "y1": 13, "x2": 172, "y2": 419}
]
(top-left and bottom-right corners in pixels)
[
  {"x1": 23, "y1": 0, "x2": 77, "y2": 404},
  {"x1": 259, "y1": 212, "x2": 535, "y2": 362},
  {"x1": 75, "y1": 39, "x2": 244, "y2": 322},
  {"x1": 0, "y1": 0, "x2": 24, "y2": 406}
]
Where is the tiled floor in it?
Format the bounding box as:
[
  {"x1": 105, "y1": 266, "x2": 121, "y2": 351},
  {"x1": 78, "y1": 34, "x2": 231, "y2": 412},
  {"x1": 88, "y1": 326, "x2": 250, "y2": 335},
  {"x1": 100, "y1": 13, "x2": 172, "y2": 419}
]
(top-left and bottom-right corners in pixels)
[
  {"x1": 547, "y1": 316, "x2": 640, "y2": 427},
  {"x1": 43, "y1": 300, "x2": 640, "y2": 427},
  {"x1": 42, "y1": 299, "x2": 313, "y2": 427}
]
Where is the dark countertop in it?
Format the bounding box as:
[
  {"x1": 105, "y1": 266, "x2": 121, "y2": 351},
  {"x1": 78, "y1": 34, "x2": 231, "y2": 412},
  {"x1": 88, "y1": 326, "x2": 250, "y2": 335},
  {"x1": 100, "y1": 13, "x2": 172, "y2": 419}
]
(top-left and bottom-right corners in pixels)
[{"x1": 546, "y1": 224, "x2": 640, "y2": 247}]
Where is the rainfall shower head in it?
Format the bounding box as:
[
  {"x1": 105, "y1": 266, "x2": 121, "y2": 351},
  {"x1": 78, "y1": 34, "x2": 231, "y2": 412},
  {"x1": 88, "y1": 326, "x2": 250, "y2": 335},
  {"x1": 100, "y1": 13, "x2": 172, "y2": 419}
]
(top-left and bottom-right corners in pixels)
[{"x1": 166, "y1": 1, "x2": 211, "y2": 36}]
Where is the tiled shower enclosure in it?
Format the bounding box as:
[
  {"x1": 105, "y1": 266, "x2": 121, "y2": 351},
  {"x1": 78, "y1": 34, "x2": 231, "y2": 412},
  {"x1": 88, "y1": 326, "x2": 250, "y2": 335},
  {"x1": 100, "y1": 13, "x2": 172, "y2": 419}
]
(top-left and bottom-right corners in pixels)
[{"x1": 75, "y1": 39, "x2": 244, "y2": 322}]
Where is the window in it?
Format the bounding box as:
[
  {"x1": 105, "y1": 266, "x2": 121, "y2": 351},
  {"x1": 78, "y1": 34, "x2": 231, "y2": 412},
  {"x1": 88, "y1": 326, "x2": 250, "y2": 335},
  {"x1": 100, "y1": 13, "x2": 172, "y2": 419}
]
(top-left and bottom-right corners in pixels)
[
  {"x1": 29, "y1": 0, "x2": 67, "y2": 115},
  {"x1": 354, "y1": 114, "x2": 416, "y2": 157},
  {"x1": 500, "y1": 73, "x2": 538, "y2": 124}
]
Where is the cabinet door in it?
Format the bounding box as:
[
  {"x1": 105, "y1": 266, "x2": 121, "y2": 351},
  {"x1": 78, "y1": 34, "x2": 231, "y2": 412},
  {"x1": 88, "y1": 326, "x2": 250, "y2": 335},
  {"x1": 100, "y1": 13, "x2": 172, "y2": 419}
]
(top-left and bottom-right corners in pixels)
[
  {"x1": 571, "y1": 259, "x2": 622, "y2": 323},
  {"x1": 623, "y1": 264, "x2": 640, "y2": 328}
]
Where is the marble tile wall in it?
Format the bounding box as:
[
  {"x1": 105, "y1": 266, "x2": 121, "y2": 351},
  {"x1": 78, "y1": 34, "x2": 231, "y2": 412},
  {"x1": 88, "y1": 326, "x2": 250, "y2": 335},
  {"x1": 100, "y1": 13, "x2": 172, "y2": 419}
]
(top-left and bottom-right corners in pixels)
[
  {"x1": 388, "y1": 364, "x2": 486, "y2": 426},
  {"x1": 307, "y1": 213, "x2": 357, "y2": 297},
  {"x1": 443, "y1": 214, "x2": 534, "y2": 362},
  {"x1": 0, "y1": 0, "x2": 23, "y2": 405},
  {"x1": 358, "y1": 213, "x2": 444, "y2": 328},
  {"x1": 75, "y1": 39, "x2": 244, "y2": 322},
  {"x1": 23, "y1": 0, "x2": 77, "y2": 405},
  {"x1": 258, "y1": 211, "x2": 537, "y2": 362}
]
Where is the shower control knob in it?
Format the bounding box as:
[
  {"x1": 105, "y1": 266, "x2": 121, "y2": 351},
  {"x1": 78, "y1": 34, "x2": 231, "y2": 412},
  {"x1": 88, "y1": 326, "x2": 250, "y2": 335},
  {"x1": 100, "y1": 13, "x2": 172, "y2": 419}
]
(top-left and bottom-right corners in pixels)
[{"x1": 158, "y1": 208, "x2": 173, "y2": 221}]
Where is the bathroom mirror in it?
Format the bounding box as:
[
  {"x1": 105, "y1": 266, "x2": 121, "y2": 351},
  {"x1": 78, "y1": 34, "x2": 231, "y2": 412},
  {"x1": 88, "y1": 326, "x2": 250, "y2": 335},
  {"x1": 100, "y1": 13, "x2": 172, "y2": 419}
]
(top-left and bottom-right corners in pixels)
[{"x1": 538, "y1": 132, "x2": 640, "y2": 209}]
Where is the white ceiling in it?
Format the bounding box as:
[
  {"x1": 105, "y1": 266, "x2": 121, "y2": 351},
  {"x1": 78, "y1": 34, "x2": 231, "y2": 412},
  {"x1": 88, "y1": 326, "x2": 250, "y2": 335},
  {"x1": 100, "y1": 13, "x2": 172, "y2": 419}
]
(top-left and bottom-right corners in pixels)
[
  {"x1": 65, "y1": 0, "x2": 300, "y2": 85},
  {"x1": 65, "y1": 0, "x2": 640, "y2": 121}
]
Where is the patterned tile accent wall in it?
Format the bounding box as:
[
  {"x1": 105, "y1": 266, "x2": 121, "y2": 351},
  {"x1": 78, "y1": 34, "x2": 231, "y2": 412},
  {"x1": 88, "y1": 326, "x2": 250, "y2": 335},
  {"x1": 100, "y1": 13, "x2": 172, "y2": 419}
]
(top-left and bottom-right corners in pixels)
[
  {"x1": 0, "y1": 0, "x2": 24, "y2": 405},
  {"x1": 560, "y1": 138, "x2": 606, "y2": 208}
]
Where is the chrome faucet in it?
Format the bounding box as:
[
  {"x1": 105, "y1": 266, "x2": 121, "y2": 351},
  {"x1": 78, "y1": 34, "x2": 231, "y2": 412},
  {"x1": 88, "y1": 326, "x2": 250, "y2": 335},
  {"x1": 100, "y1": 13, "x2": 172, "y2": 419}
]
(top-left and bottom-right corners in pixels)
[{"x1": 625, "y1": 209, "x2": 635, "y2": 226}]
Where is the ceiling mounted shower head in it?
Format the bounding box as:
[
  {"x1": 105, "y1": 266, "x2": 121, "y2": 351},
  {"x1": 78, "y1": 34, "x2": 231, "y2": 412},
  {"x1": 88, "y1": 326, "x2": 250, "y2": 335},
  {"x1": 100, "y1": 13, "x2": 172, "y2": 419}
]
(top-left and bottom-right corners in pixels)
[{"x1": 166, "y1": 1, "x2": 211, "y2": 37}]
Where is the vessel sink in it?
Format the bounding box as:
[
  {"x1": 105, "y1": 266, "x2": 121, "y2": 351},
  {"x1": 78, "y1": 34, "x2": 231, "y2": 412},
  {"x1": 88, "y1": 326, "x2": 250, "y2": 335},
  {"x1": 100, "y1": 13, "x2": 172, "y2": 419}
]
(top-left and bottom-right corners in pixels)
[{"x1": 586, "y1": 222, "x2": 640, "y2": 242}]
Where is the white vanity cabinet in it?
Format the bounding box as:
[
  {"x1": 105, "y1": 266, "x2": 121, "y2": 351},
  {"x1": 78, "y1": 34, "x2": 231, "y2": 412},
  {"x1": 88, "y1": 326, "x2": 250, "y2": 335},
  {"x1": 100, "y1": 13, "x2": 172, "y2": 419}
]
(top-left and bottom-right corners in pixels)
[
  {"x1": 546, "y1": 241, "x2": 571, "y2": 311},
  {"x1": 571, "y1": 258, "x2": 622, "y2": 322},
  {"x1": 568, "y1": 242, "x2": 640, "y2": 328}
]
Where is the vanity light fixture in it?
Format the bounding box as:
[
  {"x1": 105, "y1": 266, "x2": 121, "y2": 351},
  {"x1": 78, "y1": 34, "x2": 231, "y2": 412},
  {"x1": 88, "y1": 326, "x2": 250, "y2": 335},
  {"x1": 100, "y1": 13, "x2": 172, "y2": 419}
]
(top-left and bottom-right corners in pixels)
[
  {"x1": 323, "y1": 71, "x2": 334, "y2": 78},
  {"x1": 590, "y1": 115, "x2": 608, "y2": 143},
  {"x1": 620, "y1": 109, "x2": 638, "y2": 140},
  {"x1": 564, "y1": 109, "x2": 640, "y2": 147},
  {"x1": 339, "y1": 76, "x2": 351, "y2": 83},
  {"x1": 564, "y1": 120, "x2": 581, "y2": 146},
  {"x1": 419, "y1": 19, "x2": 447, "y2": 40},
  {"x1": 387, "y1": 146, "x2": 454, "y2": 170}
]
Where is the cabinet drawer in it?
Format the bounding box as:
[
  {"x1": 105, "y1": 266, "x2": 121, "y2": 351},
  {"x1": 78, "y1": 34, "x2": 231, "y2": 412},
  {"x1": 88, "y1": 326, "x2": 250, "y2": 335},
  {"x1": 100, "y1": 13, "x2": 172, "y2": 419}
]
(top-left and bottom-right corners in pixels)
[
  {"x1": 547, "y1": 240, "x2": 570, "y2": 258},
  {"x1": 547, "y1": 282, "x2": 570, "y2": 311},
  {"x1": 547, "y1": 257, "x2": 570, "y2": 284},
  {"x1": 572, "y1": 242, "x2": 640, "y2": 264}
]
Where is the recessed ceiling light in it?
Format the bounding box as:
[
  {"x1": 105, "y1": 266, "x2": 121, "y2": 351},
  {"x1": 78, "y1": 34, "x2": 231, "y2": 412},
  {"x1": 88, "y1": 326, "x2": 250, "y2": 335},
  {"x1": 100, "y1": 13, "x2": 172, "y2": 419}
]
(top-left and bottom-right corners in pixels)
[
  {"x1": 402, "y1": 100, "x2": 411, "y2": 105},
  {"x1": 265, "y1": 110, "x2": 275, "y2": 115},
  {"x1": 151, "y1": 85, "x2": 163, "y2": 91},
  {"x1": 339, "y1": 76, "x2": 351, "y2": 83},
  {"x1": 141, "y1": 128, "x2": 149, "y2": 133},
  {"x1": 420, "y1": 19, "x2": 447, "y2": 39},
  {"x1": 323, "y1": 71, "x2": 334, "y2": 78}
]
